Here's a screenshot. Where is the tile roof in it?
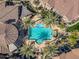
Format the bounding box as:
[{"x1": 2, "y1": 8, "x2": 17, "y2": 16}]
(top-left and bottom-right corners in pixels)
[
  {"x1": 0, "y1": 1, "x2": 18, "y2": 22},
  {"x1": 0, "y1": 23, "x2": 18, "y2": 54},
  {"x1": 43, "y1": 0, "x2": 79, "y2": 20}
]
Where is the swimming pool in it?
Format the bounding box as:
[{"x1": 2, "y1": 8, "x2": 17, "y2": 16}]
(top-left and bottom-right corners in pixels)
[{"x1": 28, "y1": 24, "x2": 54, "y2": 44}]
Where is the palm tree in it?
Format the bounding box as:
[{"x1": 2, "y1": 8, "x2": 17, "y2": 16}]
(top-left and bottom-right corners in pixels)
[
  {"x1": 22, "y1": 16, "x2": 35, "y2": 29},
  {"x1": 25, "y1": 1, "x2": 38, "y2": 13},
  {"x1": 33, "y1": 0, "x2": 40, "y2": 6},
  {"x1": 41, "y1": 43, "x2": 59, "y2": 59},
  {"x1": 21, "y1": 0, "x2": 62, "y2": 28},
  {"x1": 22, "y1": 0, "x2": 43, "y2": 13},
  {"x1": 40, "y1": 9, "x2": 62, "y2": 27},
  {"x1": 20, "y1": 44, "x2": 35, "y2": 59},
  {"x1": 5, "y1": 0, "x2": 14, "y2": 6},
  {"x1": 68, "y1": 32, "x2": 78, "y2": 48}
]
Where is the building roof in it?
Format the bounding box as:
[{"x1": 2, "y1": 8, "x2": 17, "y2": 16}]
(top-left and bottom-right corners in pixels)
[
  {"x1": 0, "y1": 1, "x2": 18, "y2": 22},
  {"x1": 42, "y1": 0, "x2": 79, "y2": 20},
  {"x1": 0, "y1": 1, "x2": 32, "y2": 23},
  {"x1": 0, "y1": 22, "x2": 18, "y2": 54}
]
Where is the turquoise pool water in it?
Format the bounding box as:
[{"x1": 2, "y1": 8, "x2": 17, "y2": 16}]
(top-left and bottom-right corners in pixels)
[{"x1": 28, "y1": 24, "x2": 53, "y2": 44}]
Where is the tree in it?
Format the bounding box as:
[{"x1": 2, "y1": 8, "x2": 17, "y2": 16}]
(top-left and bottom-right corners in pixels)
[
  {"x1": 41, "y1": 43, "x2": 59, "y2": 59},
  {"x1": 20, "y1": 44, "x2": 35, "y2": 58},
  {"x1": 68, "y1": 32, "x2": 78, "y2": 48},
  {"x1": 40, "y1": 9, "x2": 62, "y2": 27},
  {"x1": 21, "y1": 0, "x2": 62, "y2": 28},
  {"x1": 22, "y1": 16, "x2": 35, "y2": 29},
  {"x1": 22, "y1": 0, "x2": 43, "y2": 13}
]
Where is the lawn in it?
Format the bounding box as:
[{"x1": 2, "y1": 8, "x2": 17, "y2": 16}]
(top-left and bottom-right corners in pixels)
[{"x1": 67, "y1": 22, "x2": 79, "y2": 32}]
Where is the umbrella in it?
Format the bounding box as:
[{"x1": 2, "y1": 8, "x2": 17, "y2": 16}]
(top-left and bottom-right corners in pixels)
[{"x1": 0, "y1": 22, "x2": 18, "y2": 54}]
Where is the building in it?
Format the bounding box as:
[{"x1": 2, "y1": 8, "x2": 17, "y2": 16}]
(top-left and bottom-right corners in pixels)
[{"x1": 42, "y1": 0, "x2": 79, "y2": 20}]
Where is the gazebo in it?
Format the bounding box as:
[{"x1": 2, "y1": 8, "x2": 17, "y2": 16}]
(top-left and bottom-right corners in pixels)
[{"x1": 0, "y1": 22, "x2": 18, "y2": 54}]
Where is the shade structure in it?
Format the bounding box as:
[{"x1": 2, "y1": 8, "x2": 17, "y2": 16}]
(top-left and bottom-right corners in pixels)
[{"x1": 0, "y1": 22, "x2": 18, "y2": 54}]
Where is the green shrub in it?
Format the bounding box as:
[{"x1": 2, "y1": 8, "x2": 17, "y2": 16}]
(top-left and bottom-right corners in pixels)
[{"x1": 67, "y1": 22, "x2": 79, "y2": 32}]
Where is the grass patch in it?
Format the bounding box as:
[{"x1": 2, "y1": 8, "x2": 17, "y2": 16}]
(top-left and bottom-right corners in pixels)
[{"x1": 67, "y1": 22, "x2": 79, "y2": 32}]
